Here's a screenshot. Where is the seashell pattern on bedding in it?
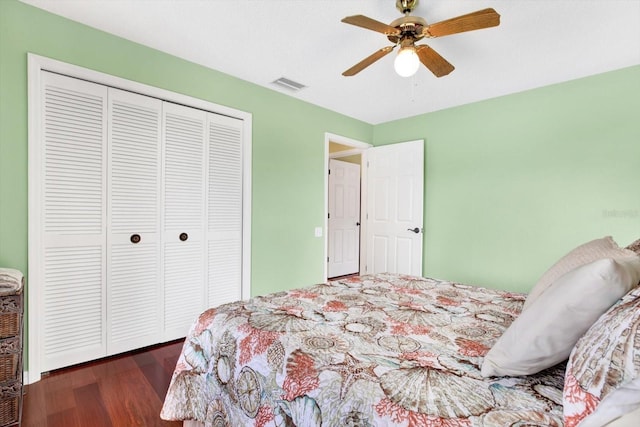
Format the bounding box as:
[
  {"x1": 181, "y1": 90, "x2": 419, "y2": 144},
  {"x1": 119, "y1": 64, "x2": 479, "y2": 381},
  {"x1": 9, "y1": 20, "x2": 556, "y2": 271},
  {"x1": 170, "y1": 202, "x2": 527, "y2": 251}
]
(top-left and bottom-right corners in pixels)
[{"x1": 161, "y1": 273, "x2": 566, "y2": 426}]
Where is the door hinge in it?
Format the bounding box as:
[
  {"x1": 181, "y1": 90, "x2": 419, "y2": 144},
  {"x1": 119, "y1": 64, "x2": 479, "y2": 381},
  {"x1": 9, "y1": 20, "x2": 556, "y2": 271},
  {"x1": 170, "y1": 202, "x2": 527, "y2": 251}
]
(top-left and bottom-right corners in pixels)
[
  {"x1": 327, "y1": 257, "x2": 329, "y2": 263},
  {"x1": 328, "y1": 169, "x2": 331, "y2": 175},
  {"x1": 328, "y1": 213, "x2": 330, "y2": 219}
]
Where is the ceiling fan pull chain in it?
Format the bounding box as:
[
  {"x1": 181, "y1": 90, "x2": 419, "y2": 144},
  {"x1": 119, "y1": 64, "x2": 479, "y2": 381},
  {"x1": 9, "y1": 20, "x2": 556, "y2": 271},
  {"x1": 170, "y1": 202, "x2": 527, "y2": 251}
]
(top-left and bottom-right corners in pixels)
[{"x1": 410, "y1": 74, "x2": 417, "y2": 103}]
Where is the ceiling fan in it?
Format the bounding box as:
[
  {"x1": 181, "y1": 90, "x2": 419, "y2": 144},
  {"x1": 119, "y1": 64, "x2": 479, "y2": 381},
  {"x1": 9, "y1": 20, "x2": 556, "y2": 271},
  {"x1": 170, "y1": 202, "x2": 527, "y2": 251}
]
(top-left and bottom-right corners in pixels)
[{"x1": 341, "y1": 0, "x2": 500, "y2": 78}]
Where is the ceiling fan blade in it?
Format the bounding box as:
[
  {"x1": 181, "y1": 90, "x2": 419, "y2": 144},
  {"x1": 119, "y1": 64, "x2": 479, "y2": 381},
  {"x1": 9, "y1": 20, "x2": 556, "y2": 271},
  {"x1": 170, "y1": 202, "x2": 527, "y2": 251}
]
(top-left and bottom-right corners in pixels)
[
  {"x1": 415, "y1": 45, "x2": 455, "y2": 77},
  {"x1": 423, "y1": 8, "x2": 500, "y2": 38},
  {"x1": 342, "y1": 46, "x2": 396, "y2": 76},
  {"x1": 341, "y1": 15, "x2": 401, "y2": 36}
]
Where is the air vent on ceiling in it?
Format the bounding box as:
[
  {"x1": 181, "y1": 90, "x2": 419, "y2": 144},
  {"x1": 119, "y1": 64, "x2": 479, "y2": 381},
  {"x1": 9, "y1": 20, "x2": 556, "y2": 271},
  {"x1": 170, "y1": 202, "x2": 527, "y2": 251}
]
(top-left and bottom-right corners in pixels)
[{"x1": 272, "y1": 77, "x2": 307, "y2": 92}]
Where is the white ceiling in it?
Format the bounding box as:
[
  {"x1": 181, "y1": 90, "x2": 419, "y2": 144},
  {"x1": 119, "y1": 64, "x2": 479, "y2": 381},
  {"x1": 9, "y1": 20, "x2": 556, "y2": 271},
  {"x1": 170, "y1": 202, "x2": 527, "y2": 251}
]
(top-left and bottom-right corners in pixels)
[{"x1": 21, "y1": 0, "x2": 640, "y2": 124}]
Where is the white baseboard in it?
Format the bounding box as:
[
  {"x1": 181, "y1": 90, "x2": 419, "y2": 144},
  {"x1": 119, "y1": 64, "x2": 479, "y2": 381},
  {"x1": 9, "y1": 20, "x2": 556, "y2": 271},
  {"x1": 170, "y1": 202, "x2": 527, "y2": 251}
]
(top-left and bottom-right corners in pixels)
[{"x1": 23, "y1": 370, "x2": 33, "y2": 385}]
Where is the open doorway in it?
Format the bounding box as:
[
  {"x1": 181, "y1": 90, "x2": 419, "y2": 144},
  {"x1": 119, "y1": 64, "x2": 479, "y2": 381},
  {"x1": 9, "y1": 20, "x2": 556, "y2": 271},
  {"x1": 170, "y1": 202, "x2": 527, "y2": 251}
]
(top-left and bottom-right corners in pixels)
[
  {"x1": 324, "y1": 133, "x2": 372, "y2": 281},
  {"x1": 328, "y1": 156, "x2": 361, "y2": 278}
]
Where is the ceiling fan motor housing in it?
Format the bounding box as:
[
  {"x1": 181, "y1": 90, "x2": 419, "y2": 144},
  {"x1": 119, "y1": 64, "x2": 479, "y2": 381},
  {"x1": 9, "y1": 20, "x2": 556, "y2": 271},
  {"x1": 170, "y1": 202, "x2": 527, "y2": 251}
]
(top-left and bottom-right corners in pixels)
[{"x1": 387, "y1": 16, "x2": 428, "y2": 44}]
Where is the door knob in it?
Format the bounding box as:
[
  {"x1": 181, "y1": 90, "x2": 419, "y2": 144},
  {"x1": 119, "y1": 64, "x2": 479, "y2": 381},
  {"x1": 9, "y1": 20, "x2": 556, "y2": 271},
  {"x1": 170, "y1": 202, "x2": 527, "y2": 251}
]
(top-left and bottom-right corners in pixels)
[
  {"x1": 130, "y1": 234, "x2": 141, "y2": 244},
  {"x1": 407, "y1": 227, "x2": 421, "y2": 234},
  {"x1": 356, "y1": 222, "x2": 361, "y2": 226},
  {"x1": 179, "y1": 233, "x2": 188, "y2": 242}
]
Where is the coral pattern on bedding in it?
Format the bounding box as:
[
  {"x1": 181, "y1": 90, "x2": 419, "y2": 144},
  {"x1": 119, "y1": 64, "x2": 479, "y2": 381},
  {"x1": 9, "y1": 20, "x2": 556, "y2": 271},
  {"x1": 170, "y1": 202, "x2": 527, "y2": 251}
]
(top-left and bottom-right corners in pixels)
[
  {"x1": 563, "y1": 285, "x2": 640, "y2": 427},
  {"x1": 161, "y1": 273, "x2": 566, "y2": 426}
]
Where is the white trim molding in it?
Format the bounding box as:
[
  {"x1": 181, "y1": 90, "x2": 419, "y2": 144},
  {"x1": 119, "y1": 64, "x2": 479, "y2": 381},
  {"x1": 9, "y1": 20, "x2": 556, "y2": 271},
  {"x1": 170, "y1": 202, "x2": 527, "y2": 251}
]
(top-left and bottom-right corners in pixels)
[{"x1": 323, "y1": 132, "x2": 372, "y2": 282}]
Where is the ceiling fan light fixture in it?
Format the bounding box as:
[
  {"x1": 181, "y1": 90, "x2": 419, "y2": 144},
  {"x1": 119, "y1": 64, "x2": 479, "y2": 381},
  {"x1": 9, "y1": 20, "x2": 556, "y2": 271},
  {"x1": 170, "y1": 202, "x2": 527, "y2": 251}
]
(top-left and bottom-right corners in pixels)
[
  {"x1": 394, "y1": 46, "x2": 420, "y2": 77},
  {"x1": 341, "y1": 5, "x2": 500, "y2": 78}
]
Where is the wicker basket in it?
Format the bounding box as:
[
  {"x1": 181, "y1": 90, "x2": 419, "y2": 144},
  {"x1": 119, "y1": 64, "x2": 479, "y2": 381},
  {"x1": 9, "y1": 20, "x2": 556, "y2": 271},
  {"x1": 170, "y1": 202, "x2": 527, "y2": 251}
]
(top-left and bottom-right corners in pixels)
[
  {"x1": 0, "y1": 335, "x2": 20, "y2": 386},
  {"x1": 0, "y1": 314, "x2": 19, "y2": 341},
  {"x1": 0, "y1": 295, "x2": 21, "y2": 341},
  {"x1": 0, "y1": 286, "x2": 23, "y2": 426},
  {"x1": 0, "y1": 394, "x2": 19, "y2": 426}
]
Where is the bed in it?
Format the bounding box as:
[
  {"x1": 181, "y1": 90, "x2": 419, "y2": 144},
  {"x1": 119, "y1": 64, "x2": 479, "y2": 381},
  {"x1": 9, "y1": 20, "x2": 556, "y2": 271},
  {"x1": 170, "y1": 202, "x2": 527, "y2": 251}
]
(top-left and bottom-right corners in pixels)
[
  {"x1": 161, "y1": 273, "x2": 568, "y2": 426},
  {"x1": 161, "y1": 238, "x2": 640, "y2": 427}
]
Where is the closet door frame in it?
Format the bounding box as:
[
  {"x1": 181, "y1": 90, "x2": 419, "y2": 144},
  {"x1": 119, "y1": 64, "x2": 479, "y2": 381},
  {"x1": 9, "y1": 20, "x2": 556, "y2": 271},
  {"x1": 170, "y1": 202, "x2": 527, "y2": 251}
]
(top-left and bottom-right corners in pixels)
[{"x1": 27, "y1": 53, "x2": 252, "y2": 384}]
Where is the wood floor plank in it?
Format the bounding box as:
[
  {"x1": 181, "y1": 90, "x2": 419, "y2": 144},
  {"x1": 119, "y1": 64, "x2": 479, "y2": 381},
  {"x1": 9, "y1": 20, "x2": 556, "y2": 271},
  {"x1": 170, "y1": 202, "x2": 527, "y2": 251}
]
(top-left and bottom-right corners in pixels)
[
  {"x1": 100, "y1": 367, "x2": 155, "y2": 426},
  {"x1": 23, "y1": 340, "x2": 185, "y2": 427},
  {"x1": 73, "y1": 383, "x2": 113, "y2": 427},
  {"x1": 46, "y1": 407, "x2": 81, "y2": 427},
  {"x1": 43, "y1": 376, "x2": 76, "y2": 416},
  {"x1": 133, "y1": 351, "x2": 173, "y2": 401},
  {"x1": 22, "y1": 380, "x2": 47, "y2": 427},
  {"x1": 66, "y1": 362, "x2": 98, "y2": 389},
  {"x1": 90, "y1": 352, "x2": 139, "y2": 380},
  {"x1": 150, "y1": 340, "x2": 183, "y2": 377}
]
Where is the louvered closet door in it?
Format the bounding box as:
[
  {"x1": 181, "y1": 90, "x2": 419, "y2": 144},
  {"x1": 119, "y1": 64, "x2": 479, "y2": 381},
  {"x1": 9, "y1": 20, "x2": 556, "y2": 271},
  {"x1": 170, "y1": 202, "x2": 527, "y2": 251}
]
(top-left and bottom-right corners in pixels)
[
  {"x1": 207, "y1": 113, "x2": 244, "y2": 307},
  {"x1": 40, "y1": 71, "x2": 108, "y2": 371},
  {"x1": 163, "y1": 102, "x2": 207, "y2": 340},
  {"x1": 107, "y1": 89, "x2": 162, "y2": 354}
]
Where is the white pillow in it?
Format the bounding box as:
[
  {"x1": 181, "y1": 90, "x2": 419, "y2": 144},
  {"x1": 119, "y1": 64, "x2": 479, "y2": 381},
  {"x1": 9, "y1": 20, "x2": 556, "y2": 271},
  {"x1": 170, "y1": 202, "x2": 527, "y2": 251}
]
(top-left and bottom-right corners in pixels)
[
  {"x1": 481, "y1": 256, "x2": 640, "y2": 377},
  {"x1": 523, "y1": 236, "x2": 637, "y2": 310}
]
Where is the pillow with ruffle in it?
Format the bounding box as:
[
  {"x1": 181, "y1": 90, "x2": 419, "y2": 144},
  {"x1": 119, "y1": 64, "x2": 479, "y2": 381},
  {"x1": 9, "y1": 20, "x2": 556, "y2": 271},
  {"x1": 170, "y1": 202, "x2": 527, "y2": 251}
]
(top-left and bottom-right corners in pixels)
[
  {"x1": 563, "y1": 285, "x2": 640, "y2": 427},
  {"x1": 523, "y1": 236, "x2": 636, "y2": 310},
  {"x1": 626, "y1": 238, "x2": 640, "y2": 255}
]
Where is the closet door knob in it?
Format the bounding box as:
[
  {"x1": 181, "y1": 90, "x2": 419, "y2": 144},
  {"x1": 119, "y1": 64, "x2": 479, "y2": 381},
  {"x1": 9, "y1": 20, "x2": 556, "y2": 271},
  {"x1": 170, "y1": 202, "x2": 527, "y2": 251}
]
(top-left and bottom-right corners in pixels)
[
  {"x1": 179, "y1": 233, "x2": 188, "y2": 242},
  {"x1": 130, "y1": 234, "x2": 141, "y2": 244}
]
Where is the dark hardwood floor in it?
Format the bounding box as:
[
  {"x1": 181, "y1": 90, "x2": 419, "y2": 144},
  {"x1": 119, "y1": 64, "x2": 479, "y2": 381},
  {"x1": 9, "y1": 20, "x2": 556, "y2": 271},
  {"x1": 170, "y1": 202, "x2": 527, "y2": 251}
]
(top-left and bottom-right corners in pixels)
[{"x1": 22, "y1": 340, "x2": 185, "y2": 427}]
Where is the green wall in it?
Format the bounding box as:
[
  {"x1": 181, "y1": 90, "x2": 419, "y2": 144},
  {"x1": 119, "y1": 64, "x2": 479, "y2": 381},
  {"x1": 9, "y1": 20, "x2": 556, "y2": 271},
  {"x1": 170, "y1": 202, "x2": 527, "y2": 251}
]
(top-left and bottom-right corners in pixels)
[
  {"x1": 0, "y1": 0, "x2": 372, "y2": 299},
  {"x1": 374, "y1": 65, "x2": 640, "y2": 292}
]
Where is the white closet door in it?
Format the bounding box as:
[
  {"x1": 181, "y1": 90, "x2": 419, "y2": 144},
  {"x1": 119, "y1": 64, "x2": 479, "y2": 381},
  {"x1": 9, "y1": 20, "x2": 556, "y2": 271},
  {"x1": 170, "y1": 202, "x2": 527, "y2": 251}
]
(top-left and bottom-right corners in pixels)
[
  {"x1": 162, "y1": 102, "x2": 207, "y2": 340},
  {"x1": 207, "y1": 113, "x2": 244, "y2": 308},
  {"x1": 40, "y1": 71, "x2": 108, "y2": 371},
  {"x1": 107, "y1": 88, "x2": 162, "y2": 354}
]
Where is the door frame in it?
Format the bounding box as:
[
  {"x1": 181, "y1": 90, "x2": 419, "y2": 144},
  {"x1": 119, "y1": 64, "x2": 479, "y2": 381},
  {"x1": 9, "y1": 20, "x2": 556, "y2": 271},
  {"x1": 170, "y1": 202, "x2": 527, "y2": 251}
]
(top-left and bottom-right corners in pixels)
[{"x1": 323, "y1": 133, "x2": 372, "y2": 281}]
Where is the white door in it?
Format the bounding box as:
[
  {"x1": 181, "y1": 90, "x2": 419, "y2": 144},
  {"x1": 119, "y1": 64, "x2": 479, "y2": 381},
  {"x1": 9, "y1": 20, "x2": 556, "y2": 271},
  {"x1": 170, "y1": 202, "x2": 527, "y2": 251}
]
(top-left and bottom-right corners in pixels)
[
  {"x1": 365, "y1": 140, "x2": 424, "y2": 276},
  {"x1": 38, "y1": 71, "x2": 108, "y2": 372},
  {"x1": 106, "y1": 88, "x2": 162, "y2": 355},
  {"x1": 328, "y1": 159, "x2": 361, "y2": 278},
  {"x1": 162, "y1": 102, "x2": 207, "y2": 340},
  {"x1": 206, "y1": 113, "x2": 244, "y2": 308}
]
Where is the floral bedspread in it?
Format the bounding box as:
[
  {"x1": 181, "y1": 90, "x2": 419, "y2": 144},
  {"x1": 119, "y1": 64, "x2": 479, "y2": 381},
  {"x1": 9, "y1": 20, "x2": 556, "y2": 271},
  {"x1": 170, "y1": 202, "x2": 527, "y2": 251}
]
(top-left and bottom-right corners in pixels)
[{"x1": 161, "y1": 273, "x2": 565, "y2": 426}]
